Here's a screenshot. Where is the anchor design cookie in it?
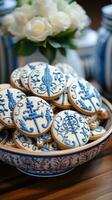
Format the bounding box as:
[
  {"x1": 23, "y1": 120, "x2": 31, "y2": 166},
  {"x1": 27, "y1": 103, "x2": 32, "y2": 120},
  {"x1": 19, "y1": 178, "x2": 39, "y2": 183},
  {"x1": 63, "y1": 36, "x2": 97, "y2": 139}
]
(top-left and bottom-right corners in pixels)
[
  {"x1": 29, "y1": 63, "x2": 66, "y2": 100},
  {"x1": 21, "y1": 62, "x2": 45, "y2": 91},
  {"x1": 10, "y1": 68, "x2": 26, "y2": 92},
  {"x1": 0, "y1": 130, "x2": 8, "y2": 144},
  {"x1": 90, "y1": 126, "x2": 106, "y2": 140},
  {"x1": 0, "y1": 88, "x2": 26, "y2": 127},
  {"x1": 52, "y1": 74, "x2": 74, "y2": 109},
  {"x1": 0, "y1": 84, "x2": 11, "y2": 91},
  {"x1": 68, "y1": 77, "x2": 102, "y2": 115},
  {"x1": 55, "y1": 63, "x2": 78, "y2": 77},
  {"x1": 36, "y1": 131, "x2": 52, "y2": 148},
  {"x1": 51, "y1": 110, "x2": 90, "y2": 149},
  {"x1": 13, "y1": 96, "x2": 54, "y2": 137}
]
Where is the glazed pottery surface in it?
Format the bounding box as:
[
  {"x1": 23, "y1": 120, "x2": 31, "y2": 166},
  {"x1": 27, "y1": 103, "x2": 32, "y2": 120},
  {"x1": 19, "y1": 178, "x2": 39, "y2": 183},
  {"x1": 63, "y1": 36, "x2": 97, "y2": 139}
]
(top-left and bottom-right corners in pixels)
[{"x1": 0, "y1": 97, "x2": 112, "y2": 177}]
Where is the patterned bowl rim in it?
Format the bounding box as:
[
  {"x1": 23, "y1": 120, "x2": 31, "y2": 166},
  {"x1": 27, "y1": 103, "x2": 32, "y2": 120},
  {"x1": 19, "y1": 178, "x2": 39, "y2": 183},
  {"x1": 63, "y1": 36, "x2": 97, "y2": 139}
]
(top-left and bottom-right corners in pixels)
[{"x1": 0, "y1": 97, "x2": 112, "y2": 156}]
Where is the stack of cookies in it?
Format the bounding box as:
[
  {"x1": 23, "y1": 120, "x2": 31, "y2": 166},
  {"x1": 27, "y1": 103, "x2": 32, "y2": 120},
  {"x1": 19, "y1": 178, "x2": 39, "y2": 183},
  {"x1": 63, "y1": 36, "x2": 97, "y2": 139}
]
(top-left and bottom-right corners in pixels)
[{"x1": 0, "y1": 62, "x2": 109, "y2": 152}]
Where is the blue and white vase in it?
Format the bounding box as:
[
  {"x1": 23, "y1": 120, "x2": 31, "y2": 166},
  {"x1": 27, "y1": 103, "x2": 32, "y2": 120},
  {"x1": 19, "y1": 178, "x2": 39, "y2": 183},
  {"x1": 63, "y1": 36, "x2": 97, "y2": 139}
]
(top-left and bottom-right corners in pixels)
[
  {"x1": 0, "y1": 0, "x2": 16, "y2": 83},
  {"x1": 93, "y1": 4, "x2": 112, "y2": 95}
]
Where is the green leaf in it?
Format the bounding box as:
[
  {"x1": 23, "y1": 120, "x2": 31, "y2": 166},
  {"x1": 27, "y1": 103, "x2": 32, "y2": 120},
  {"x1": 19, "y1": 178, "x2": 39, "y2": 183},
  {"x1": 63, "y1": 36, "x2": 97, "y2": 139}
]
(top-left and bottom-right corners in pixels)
[
  {"x1": 39, "y1": 45, "x2": 56, "y2": 64},
  {"x1": 15, "y1": 39, "x2": 37, "y2": 56},
  {"x1": 55, "y1": 29, "x2": 77, "y2": 39},
  {"x1": 48, "y1": 38, "x2": 62, "y2": 49},
  {"x1": 59, "y1": 48, "x2": 67, "y2": 57}
]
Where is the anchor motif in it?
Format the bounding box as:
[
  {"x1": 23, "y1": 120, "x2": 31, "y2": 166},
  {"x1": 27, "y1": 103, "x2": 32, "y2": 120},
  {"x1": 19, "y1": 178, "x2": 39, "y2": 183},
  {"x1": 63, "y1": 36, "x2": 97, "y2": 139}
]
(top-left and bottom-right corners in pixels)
[{"x1": 6, "y1": 89, "x2": 16, "y2": 111}]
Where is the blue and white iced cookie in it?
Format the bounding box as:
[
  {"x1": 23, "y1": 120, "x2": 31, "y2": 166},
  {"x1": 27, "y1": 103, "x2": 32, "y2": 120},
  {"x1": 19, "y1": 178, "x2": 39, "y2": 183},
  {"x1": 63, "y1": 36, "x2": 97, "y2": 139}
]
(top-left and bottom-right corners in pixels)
[
  {"x1": 0, "y1": 130, "x2": 8, "y2": 145},
  {"x1": 0, "y1": 88, "x2": 26, "y2": 128},
  {"x1": 0, "y1": 84, "x2": 11, "y2": 91},
  {"x1": 55, "y1": 63, "x2": 78, "y2": 78},
  {"x1": 21, "y1": 62, "x2": 45, "y2": 91},
  {"x1": 10, "y1": 68, "x2": 27, "y2": 92},
  {"x1": 68, "y1": 77, "x2": 102, "y2": 115},
  {"x1": 90, "y1": 126, "x2": 106, "y2": 140},
  {"x1": 36, "y1": 131, "x2": 53, "y2": 148},
  {"x1": 52, "y1": 74, "x2": 74, "y2": 109},
  {"x1": 51, "y1": 110, "x2": 90, "y2": 150},
  {"x1": 40, "y1": 141, "x2": 59, "y2": 151},
  {"x1": 29, "y1": 63, "x2": 66, "y2": 100},
  {"x1": 13, "y1": 96, "x2": 54, "y2": 138},
  {"x1": 14, "y1": 130, "x2": 40, "y2": 152}
]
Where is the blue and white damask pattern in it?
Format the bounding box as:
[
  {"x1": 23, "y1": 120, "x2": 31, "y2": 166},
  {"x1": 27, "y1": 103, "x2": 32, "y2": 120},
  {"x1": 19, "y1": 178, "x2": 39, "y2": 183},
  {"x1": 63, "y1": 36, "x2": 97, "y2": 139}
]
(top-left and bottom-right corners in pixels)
[
  {"x1": 21, "y1": 62, "x2": 45, "y2": 91},
  {"x1": 0, "y1": 88, "x2": 26, "y2": 127},
  {"x1": 52, "y1": 110, "x2": 90, "y2": 149},
  {"x1": 13, "y1": 97, "x2": 54, "y2": 137},
  {"x1": 69, "y1": 77, "x2": 102, "y2": 114},
  {"x1": 29, "y1": 63, "x2": 66, "y2": 100}
]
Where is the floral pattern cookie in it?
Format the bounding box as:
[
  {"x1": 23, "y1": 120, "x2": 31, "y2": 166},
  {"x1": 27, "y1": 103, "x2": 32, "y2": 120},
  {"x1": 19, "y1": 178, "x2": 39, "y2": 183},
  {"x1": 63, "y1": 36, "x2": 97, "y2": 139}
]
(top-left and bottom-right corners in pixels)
[
  {"x1": 51, "y1": 110, "x2": 90, "y2": 149},
  {"x1": 13, "y1": 97, "x2": 54, "y2": 137},
  {"x1": 0, "y1": 88, "x2": 26, "y2": 127},
  {"x1": 21, "y1": 62, "x2": 45, "y2": 91},
  {"x1": 68, "y1": 77, "x2": 102, "y2": 115},
  {"x1": 29, "y1": 63, "x2": 66, "y2": 100}
]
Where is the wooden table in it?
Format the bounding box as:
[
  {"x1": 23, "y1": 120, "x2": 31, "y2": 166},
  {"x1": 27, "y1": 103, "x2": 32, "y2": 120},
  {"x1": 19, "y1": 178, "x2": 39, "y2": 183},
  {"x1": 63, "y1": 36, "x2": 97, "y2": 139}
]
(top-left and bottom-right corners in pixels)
[{"x1": 0, "y1": 139, "x2": 112, "y2": 200}]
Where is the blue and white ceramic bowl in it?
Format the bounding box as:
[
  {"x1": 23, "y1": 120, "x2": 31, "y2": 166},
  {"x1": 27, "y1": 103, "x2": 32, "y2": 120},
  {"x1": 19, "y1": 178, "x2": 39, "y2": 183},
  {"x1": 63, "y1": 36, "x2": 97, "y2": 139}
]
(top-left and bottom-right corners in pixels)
[{"x1": 0, "y1": 97, "x2": 112, "y2": 177}]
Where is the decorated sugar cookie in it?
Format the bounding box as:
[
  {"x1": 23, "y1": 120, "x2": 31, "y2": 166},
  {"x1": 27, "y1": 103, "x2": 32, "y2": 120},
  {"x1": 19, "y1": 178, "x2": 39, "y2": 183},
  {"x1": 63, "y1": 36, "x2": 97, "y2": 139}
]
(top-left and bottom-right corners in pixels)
[
  {"x1": 10, "y1": 68, "x2": 26, "y2": 92},
  {"x1": 90, "y1": 126, "x2": 106, "y2": 140},
  {"x1": 0, "y1": 123, "x2": 4, "y2": 132},
  {"x1": 0, "y1": 84, "x2": 11, "y2": 91},
  {"x1": 0, "y1": 88, "x2": 26, "y2": 127},
  {"x1": 14, "y1": 130, "x2": 39, "y2": 152},
  {"x1": 13, "y1": 96, "x2": 54, "y2": 137},
  {"x1": 0, "y1": 130, "x2": 8, "y2": 144},
  {"x1": 55, "y1": 63, "x2": 78, "y2": 77},
  {"x1": 36, "y1": 131, "x2": 53, "y2": 148},
  {"x1": 29, "y1": 63, "x2": 66, "y2": 100},
  {"x1": 51, "y1": 110, "x2": 90, "y2": 149},
  {"x1": 21, "y1": 62, "x2": 45, "y2": 91},
  {"x1": 98, "y1": 108, "x2": 109, "y2": 120},
  {"x1": 40, "y1": 141, "x2": 59, "y2": 151},
  {"x1": 68, "y1": 77, "x2": 102, "y2": 115},
  {"x1": 52, "y1": 74, "x2": 74, "y2": 109}
]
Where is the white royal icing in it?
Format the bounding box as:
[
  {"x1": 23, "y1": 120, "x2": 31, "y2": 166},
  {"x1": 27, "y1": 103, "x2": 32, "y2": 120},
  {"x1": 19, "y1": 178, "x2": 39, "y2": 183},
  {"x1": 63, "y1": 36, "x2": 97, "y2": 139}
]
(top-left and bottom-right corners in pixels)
[{"x1": 10, "y1": 68, "x2": 26, "y2": 91}]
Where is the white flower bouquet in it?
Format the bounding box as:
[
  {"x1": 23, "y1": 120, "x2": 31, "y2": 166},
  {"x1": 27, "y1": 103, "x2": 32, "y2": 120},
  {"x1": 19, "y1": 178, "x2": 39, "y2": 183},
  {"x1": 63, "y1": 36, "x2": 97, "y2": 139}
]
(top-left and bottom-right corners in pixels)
[{"x1": 2, "y1": 0, "x2": 88, "y2": 63}]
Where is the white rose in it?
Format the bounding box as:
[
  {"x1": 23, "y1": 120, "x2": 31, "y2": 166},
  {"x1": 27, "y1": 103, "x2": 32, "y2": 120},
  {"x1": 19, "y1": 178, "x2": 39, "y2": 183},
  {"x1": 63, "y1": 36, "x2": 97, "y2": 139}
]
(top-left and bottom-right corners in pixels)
[
  {"x1": 49, "y1": 12, "x2": 71, "y2": 35},
  {"x1": 2, "y1": 13, "x2": 15, "y2": 31},
  {"x1": 25, "y1": 17, "x2": 53, "y2": 42},
  {"x1": 33, "y1": 0, "x2": 58, "y2": 17},
  {"x1": 15, "y1": 4, "x2": 34, "y2": 19},
  {"x1": 56, "y1": 0, "x2": 68, "y2": 11},
  {"x1": 65, "y1": 2, "x2": 88, "y2": 30}
]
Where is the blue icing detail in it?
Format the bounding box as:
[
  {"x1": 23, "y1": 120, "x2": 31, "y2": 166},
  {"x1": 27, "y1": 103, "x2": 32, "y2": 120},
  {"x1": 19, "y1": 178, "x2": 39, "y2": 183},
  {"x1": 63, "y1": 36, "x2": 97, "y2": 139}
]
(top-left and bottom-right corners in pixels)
[
  {"x1": 23, "y1": 98, "x2": 44, "y2": 134},
  {"x1": 42, "y1": 107, "x2": 52, "y2": 129},
  {"x1": 28, "y1": 64, "x2": 37, "y2": 70},
  {"x1": 6, "y1": 89, "x2": 16, "y2": 111},
  {"x1": 42, "y1": 64, "x2": 53, "y2": 96},
  {"x1": 0, "y1": 94, "x2": 8, "y2": 115},
  {"x1": 18, "y1": 119, "x2": 34, "y2": 133}
]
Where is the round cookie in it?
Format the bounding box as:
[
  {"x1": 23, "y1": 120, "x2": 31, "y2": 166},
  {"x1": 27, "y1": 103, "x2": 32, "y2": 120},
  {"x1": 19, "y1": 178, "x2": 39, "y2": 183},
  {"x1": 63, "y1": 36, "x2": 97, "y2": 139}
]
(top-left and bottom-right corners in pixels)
[
  {"x1": 21, "y1": 62, "x2": 45, "y2": 91},
  {"x1": 40, "y1": 141, "x2": 59, "y2": 151},
  {"x1": 51, "y1": 110, "x2": 90, "y2": 150},
  {"x1": 68, "y1": 77, "x2": 102, "y2": 115},
  {"x1": 0, "y1": 88, "x2": 26, "y2": 128},
  {"x1": 0, "y1": 130, "x2": 8, "y2": 145},
  {"x1": 13, "y1": 96, "x2": 54, "y2": 138},
  {"x1": 10, "y1": 68, "x2": 27, "y2": 92},
  {"x1": 98, "y1": 108, "x2": 109, "y2": 120},
  {"x1": 36, "y1": 131, "x2": 53, "y2": 148},
  {"x1": 0, "y1": 84, "x2": 11, "y2": 91},
  {"x1": 55, "y1": 63, "x2": 78, "y2": 78},
  {"x1": 89, "y1": 126, "x2": 106, "y2": 140},
  {"x1": 29, "y1": 63, "x2": 66, "y2": 100},
  {"x1": 52, "y1": 74, "x2": 74, "y2": 109}
]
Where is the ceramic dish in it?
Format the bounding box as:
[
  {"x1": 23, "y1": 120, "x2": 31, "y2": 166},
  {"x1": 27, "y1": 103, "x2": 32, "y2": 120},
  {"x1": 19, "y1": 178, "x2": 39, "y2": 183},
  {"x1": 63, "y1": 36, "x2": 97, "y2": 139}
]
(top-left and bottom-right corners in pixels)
[{"x1": 0, "y1": 97, "x2": 112, "y2": 177}]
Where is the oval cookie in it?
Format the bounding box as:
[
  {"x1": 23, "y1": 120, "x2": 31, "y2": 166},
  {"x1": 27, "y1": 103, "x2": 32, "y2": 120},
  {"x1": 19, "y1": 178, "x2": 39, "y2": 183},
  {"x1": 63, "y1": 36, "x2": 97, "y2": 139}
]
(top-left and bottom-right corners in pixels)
[
  {"x1": 55, "y1": 63, "x2": 78, "y2": 77},
  {"x1": 90, "y1": 126, "x2": 106, "y2": 140},
  {"x1": 0, "y1": 88, "x2": 26, "y2": 127},
  {"x1": 13, "y1": 96, "x2": 54, "y2": 138},
  {"x1": 68, "y1": 77, "x2": 102, "y2": 115},
  {"x1": 10, "y1": 68, "x2": 26, "y2": 92},
  {"x1": 29, "y1": 63, "x2": 66, "y2": 100},
  {"x1": 21, "y1": 62, "x2": 45, "y2": 91},
  {"x1": 51, "y1": 110, "x2": 90, "y2": 149}
]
